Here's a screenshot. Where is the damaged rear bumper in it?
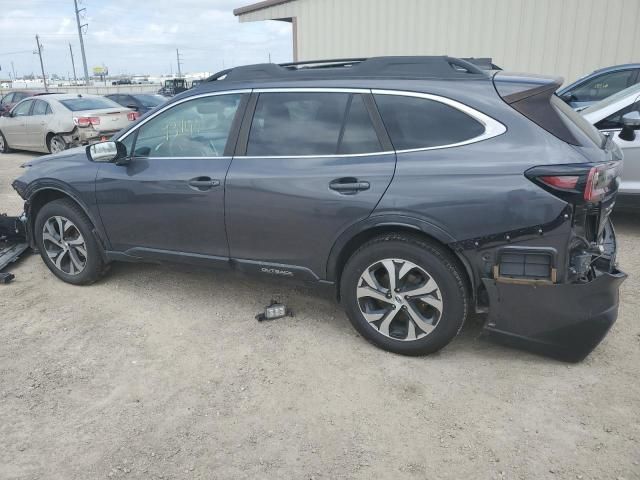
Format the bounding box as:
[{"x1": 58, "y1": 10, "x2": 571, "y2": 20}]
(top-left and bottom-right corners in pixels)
[{"x1": 482, "y1": 269, "x2": 627, "y2": 362}]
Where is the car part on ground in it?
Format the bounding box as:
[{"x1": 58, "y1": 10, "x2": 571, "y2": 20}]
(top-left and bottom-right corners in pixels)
[
  {"x1": 255, "y1": 300, "x2": 294, "y2": 321},
  {"x1": 11, "y1": 56, "x2": 627, "y2": 361},
  {"x1": 0, "y1": 213, "x2": 29, "y2": 283}
]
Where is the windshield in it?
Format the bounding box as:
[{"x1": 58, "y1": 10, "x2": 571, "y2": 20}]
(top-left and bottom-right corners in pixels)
[
  {"x1": 134, "y1": 94, "x2": 166, "y2": 108},
  {"x1": 581, "y1": 82, "x2": 640, "y2": 116},
  {"x1": 60, "y1": 97, "x2": 121, "y2": 111}
]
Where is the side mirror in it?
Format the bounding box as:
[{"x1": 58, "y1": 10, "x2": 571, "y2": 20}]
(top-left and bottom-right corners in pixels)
[
  {"x1": 126, "y1": 104, "x2": 139, "y2": 111},
  {"x1": 2, "y1": 110, "x2": 12, "y2": 117},
  {"x1": 86, "y1": 141, "x2": 128, "y2": 164},
  {"x1": 560, "y1": 92, "x2": 575, "y2": 104},
  {"x1": 619, "y1": 111, "x2": 640, "y2": 141}
]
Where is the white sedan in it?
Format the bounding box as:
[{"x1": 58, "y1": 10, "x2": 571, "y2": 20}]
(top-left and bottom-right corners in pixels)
[
  {"x1": 581, "y1": 84, "x2": 640, "y2": 209},
  {"x1": 0, "y1": 93, "x2": 138, "y2": 154}
]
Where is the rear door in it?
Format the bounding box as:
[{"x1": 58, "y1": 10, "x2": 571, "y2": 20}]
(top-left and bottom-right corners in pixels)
[
  {"x1": 24, "y1": 99, "x2": 50, "y2": 150},
  {"x1": 96, "y1": 90, "x2": 249, "y2": 262},
  {"x1": 225, "y1": 89, "x2": 395, "y2": 280}
]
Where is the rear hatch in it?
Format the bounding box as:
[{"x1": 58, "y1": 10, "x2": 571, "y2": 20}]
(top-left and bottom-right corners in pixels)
[{"x1": 493, "y1": 72, "x2": 623, "y2": 261}]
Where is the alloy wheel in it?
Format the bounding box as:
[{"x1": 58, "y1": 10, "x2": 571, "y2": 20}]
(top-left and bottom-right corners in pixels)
[
  {"x1": 42, "y1": 216, "x2": 87, "y2": 275},
  {"x1": 50, "y1": 137, "x2": 65, "y2": 153},
  {"x1": 356, "y1": 258, "x2": 444, "y2": 341},
  {"x1": 0, "y1": 134, "x2": 5, "y2": 151}
]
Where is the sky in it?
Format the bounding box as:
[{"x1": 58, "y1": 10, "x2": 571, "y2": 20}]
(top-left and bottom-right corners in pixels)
[{"x1": 0, "y1": 0, "x2": 293, "y2": 78}]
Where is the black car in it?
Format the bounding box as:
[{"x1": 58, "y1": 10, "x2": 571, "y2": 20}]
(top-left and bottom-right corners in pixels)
[
  {"x1": 9, "y1": 57, "x2": 626, "y2": 361},
  {"x1": 104, "y1": 93, "x2": 167, "y2": 115}
]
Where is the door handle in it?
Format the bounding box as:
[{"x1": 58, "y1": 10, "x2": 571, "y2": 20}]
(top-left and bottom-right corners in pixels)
[
  {"x1": 329, "y1": 178, "x2": 370, "y2": 194},
  {"x1": 188, "y1": 177, "x2": 220, "y2": 190}
]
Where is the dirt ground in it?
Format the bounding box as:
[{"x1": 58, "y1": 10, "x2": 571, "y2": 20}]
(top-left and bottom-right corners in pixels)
[{"x1": 1, "y1": 151, "x2": 639, "y2": 480}]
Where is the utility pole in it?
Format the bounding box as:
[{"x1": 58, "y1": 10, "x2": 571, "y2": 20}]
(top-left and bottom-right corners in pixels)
[
  {"x1": 73, "y1": 0, "x2": 90, "y2": 85},
  {"x1": 176, "y1": 49, "x2": 183, "y2": 77},
  {"x1": 69, "y1": 43, "x2": 78, "y2": 84},
  {"x1": 34, "y1": 35, "x2": 48, "y2": 92},
  {"x1": 11, "y1": 61, "x2": 16, "y2": 80}
]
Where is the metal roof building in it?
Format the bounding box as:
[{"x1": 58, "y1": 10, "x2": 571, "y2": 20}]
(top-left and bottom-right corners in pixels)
[{"x1": 234, "y1": 0, "x2": 640, "y2": 83}]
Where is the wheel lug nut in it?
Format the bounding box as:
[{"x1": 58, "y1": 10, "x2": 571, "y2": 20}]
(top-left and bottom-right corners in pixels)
[
  {"x1": 402, "y1": 305, "x2": 407, "y2": 310},
  {"x1": 391, "y1": 305, "x2": 396, "y2": 309},
  {"x1": 394, "y1": 288, "x2": 399, "y2": 292}
]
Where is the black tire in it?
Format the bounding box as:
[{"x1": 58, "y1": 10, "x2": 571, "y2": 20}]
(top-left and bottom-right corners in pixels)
[
  {"x1": 340, "y1": 233, "x2": 469, "y2": 356},
  {"x1": 0, "y1": 130, "x2": 10, "y2": 153},
  {"x1": 34, "y1": 198, "x2": 107, "y2": 285},
  {"x1": 47, "y1": 134, "x2": 67, "y2": 154}
]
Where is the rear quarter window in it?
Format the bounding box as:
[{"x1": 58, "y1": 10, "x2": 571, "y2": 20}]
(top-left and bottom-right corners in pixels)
[
  {"x1": 60, "y1": 97, "x2": 121, "y2": 111},
  {"x1": 373, "y1": 94, "x2": 485, "y2": 150}
]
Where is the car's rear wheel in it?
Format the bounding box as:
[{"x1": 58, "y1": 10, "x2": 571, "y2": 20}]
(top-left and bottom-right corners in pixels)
[
  {"x1": 340, "y1": 233, "x2": 468, "y2": 356},
  {"x1": 34, "y1": 199, "x2": 107, "y2": 285},
  {"x1": 48, "y1": 134, "x2": 67, "y2": 154},
  {"x1": 0, "y1": 130, "x2": 10, "y2": 153}
]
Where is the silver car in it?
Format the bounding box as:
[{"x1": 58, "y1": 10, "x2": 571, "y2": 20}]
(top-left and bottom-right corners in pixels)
[
  {"x1": 581, "y1": 84, "x2": 640, "y2": 209},
  {"x1": 0, "y1": 93, "x2": 136, "y2": 154}
]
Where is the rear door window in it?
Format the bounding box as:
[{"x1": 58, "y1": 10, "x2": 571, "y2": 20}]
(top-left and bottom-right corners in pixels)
[
  {"x1": 374, "y1": 94, "x2": 485, "y2": 150},
  {"x1": 247, "y1": 92, "x2": 349, "y2": 156},
  {"x1": 338, "y1": 95, "x2": 382, "y2": 154},
  {"x1": 32, "y1": 100, "x2": 49, "y2": 116}
]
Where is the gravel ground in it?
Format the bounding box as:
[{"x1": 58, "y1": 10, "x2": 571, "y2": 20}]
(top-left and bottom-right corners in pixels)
[{"x1": 1, "y1": 151, "x2": 639, "y2": 480}]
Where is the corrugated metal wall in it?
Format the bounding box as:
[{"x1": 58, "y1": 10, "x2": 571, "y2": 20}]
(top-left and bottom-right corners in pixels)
[{"x1": 238, "y1": 0, "x2": 640, "y2": 83}]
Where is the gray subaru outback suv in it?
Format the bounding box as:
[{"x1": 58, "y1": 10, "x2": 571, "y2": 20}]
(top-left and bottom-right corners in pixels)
[{"x1": 10, "y1": 57, "x2": 626, "y2": 361}]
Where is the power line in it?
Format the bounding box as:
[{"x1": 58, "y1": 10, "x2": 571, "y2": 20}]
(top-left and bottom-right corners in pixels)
[{"x1": 0, "y1": 50, "x2": 34, "y2": 56}]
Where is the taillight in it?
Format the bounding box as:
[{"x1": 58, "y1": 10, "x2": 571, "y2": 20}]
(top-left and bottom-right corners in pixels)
[
  {"x1": 526, "y1": 161, "x2": 622, "y2": 204},
  {"x1": 584, "y1": 163, "x2": 619, "y2": 203},
  {"x1": 127, "y1": 111, "x2": 140, "y2": 121},
  {"x1": 73, "y1": 116, "x2": 100, "y2": 127},
  {"x1": 539, "y1": 175, "x2": 579, "y2": 190}
]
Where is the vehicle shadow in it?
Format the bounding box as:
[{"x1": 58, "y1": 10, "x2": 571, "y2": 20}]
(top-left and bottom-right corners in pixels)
[{"x1": 103, "y1": 260, "x2": 555, "y2": 364}]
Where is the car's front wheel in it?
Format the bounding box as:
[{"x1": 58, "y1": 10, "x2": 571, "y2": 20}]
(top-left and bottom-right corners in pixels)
[
  {"x1": 34, "y1": 199, "x2": 107, "y2": 285},
  {"x1": 0, "y1": 130, "x2": 10, "y2": 153},
  {"x1": 340, "y1": 233, "x2": 469, "y2": 356}
]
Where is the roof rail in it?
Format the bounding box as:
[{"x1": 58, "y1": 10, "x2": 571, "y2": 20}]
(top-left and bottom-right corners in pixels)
[{"x1": 205, "y1": 56, "x2": 487, "y2": 83}]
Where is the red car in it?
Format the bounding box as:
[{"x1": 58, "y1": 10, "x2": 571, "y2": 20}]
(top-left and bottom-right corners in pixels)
[{"x1": 0, "y1": 90, "x2": 49, "y2": 115}]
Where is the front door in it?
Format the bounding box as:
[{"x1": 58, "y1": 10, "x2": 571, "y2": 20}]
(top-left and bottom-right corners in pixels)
[
  {"x1": 96, "y1": 91, "x2": 248, "y2": 262},
  {"x1": 596, "y1": 94, "x2": 640, "y2": 195},
  {"x1": 3, "y1": 99, "x2": 33, "y2": 148},
  {"x1": 225, "y1": 90, "x2": 396, "y2": 279}
]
